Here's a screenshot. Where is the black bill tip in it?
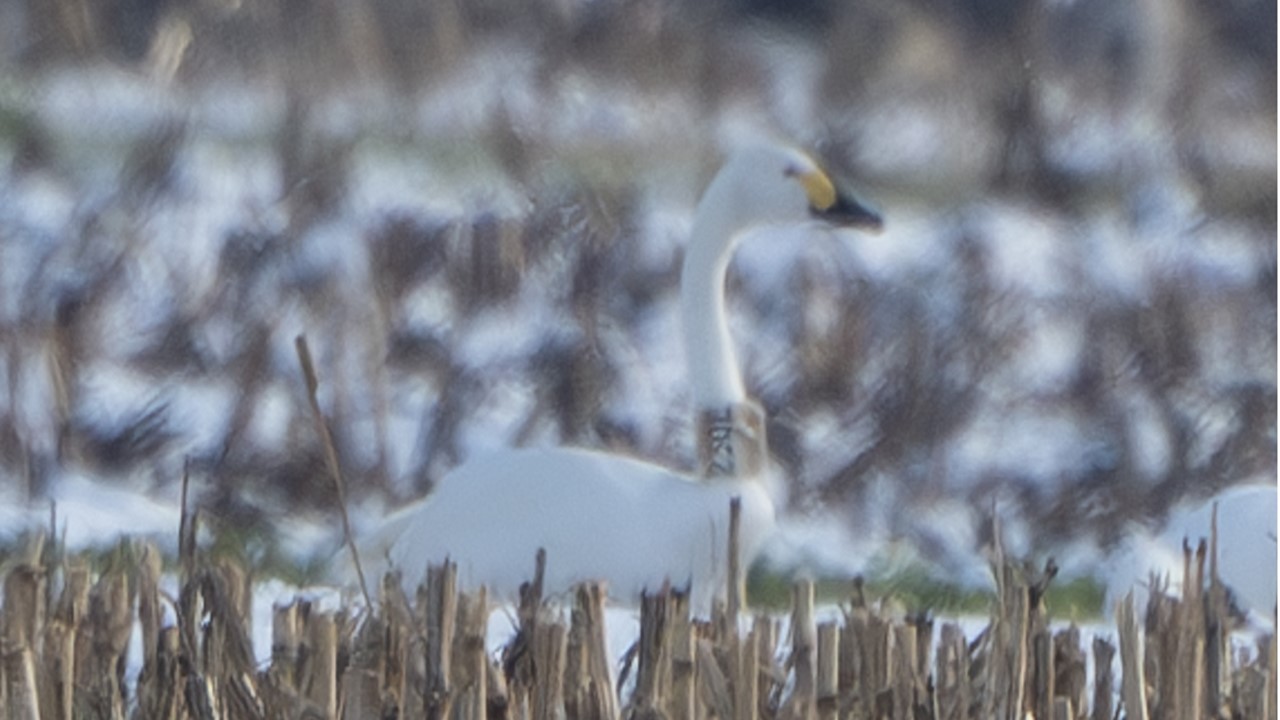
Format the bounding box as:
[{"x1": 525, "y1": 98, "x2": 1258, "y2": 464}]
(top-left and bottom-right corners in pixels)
[{"x1": 814, "y1": 188, "x2": 884, "y2": 232}]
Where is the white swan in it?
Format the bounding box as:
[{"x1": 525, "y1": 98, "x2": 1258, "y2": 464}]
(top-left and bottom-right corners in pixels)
[
  {"x1": 1105, "y1": 483, "x2": 1276, "y2": 628},
  {"x1": 349, "y1": 143, "x2": 883, "y2": 608}
]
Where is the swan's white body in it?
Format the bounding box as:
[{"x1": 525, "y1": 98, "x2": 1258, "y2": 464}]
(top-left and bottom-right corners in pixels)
[
  {"x1": 1107, "y1": 483, "x2": 1277, "y2": 627},
  {"x1": 367, "y1": 447, "x2": 775, "y2": 604},
  {"x1": 346, "y1": 143, "x2": 881, "y2": 607}
]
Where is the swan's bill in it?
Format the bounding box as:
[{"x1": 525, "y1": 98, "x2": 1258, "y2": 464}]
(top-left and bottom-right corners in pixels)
[
  {"x1": 816, "y1": 186, "x2": 883, "y2": 232},
  {"x1": 788, "y1": 164, "x2": 884, "y2": 232},
  {"x1": 790, "y1": 165, "x2": 840, "y2": 211}
]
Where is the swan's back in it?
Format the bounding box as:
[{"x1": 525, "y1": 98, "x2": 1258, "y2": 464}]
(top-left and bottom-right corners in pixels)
[
  {"x1": 367, "y1": 447, "x2": 775, "y2": 605},
  {"x1": 1104, "y1": 483, "x2": 1277, "y2": 626}
]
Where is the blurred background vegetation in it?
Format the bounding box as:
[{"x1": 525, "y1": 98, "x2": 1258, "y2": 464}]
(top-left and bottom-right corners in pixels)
[{"x1": 0, "y1": 0, "x2": 1274, "y2": 590}]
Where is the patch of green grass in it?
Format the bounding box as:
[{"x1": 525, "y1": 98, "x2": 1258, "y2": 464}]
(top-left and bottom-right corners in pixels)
[
  {"x1": 746, "y1": 562, "x2": 994, "y2": 614},
  {"x1": 4, "y1": 527, "x2": 1110, "y2": 619},
  {"x1": 1043, "y1": 575, "x2": 1107, "y2": 619},
  {"x1": 747, "y1": 562, "x2": 1108, "y2": 620}
]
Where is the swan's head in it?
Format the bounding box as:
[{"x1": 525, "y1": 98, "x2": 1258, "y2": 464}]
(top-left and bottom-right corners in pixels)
[
  {"x1": 700, "y1": 144, "x2": 883, "y2": 240},
  {"x1": 683, "y1": 143, "x2": 883, "y2": 413}
]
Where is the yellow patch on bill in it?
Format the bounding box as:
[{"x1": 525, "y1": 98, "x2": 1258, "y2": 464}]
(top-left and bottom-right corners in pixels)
[{"x1": 796, "y1": 168, "x2": 837, "y2": 211}]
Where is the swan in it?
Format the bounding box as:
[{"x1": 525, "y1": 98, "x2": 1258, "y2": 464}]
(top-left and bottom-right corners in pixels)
[
  {"x1": 1105, "y1": 482, "x2": 1276, "y2": 629},
  {"x1": 347, "y1": 143, "x2": 883, "y2": 608}
]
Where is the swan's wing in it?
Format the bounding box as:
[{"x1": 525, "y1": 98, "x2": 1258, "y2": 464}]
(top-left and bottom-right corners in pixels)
[
  {"x1": 375, "y1": 449, "x2": 705, "y2": 594},
  {"x1": 343, "y1": 446, "x2": 776, "y2": 607}
]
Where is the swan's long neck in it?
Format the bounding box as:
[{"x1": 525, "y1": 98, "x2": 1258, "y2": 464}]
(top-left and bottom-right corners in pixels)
[
  {"x1": 682, "y1": 174, "x2": 772, "y2": 478},
  {"x1": 682, "y1": 193, "x2": 747, "y2": 411}
]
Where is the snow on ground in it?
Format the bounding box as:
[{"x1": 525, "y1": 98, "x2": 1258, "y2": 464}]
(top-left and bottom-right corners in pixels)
[
  {"x1": 0, "y1": 472, "x2": 184, "y2": 550},
  {"x1": 0, "y1": 35, "x2": 1273, "y2": 709}
]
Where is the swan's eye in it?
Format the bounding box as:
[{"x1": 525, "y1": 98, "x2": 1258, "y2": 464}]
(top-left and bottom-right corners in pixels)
[{"x1": 786, "y1": 166, "x2": 838, "y2": 212}]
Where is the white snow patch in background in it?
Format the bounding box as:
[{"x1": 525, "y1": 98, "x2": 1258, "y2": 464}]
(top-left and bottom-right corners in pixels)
[
  {"x1": 166, "y1": 379, "x2": 236, "y2": 455},
  {"x1": 75, "y1": 365, "x2": 167, "y2": 419},
  {"x1": 953, "y1": 407, "x2": 1094, "y2": 484},
  {"x1": 0, "y1": 472, "x2": 184, "y2": 550},
  {"x1": 1083, "y1": 214, "x2": 1152, "y2": 299},
  {"x1": 189, "y1": 81, "x2": 286, "y2": 139},
  {"x1": 1124, "y1": 391, "x2": 1173, "y2": 481},
  {"x1": 763, "y1": 511, "x2": 887, "y2": 579},
  {"x1": 856, "y1": 99, "x2": 994, "y2": 182},
  {"x1": 36, "y1": 65, "x2": 179, "y2": 142},
  {"x1": 977, "y1": 202, "x2": 1069, "y2": 298},
  {"x1": 840, "y1": 206, "x2": 943, "y2": 281},
  {"x1": 246, "y1": 383, "x2": 296, "y2": 450},
  {"x1": 1013, "y1": 314, "x2": 1083, "y2": 392},
  {"x1": 0, "y1": 172, "x2": 78, "y2": 246}
]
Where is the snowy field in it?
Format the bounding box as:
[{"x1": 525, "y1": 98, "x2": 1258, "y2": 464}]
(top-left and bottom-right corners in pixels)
[{"x1": 0, "y1": 2, "x2": 1275, "y2": 695}]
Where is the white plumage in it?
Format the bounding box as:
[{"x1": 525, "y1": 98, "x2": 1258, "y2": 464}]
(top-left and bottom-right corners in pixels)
[
  {"x1": 1107, "y1": 483, "x2": 1277, "y2": 627},
  {"x1": 367, "y1": 447, "x2": 776, "y2": 605},
  {"x1": 343, "y1": 142, "x2": 882, "y2": 607}
]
